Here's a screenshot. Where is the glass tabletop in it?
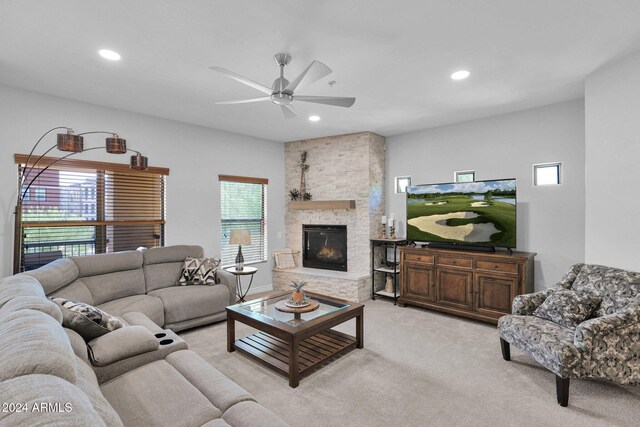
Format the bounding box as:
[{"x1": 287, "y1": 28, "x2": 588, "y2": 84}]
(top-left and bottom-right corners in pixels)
[{"x1": 236, "y1": 294, "x2": 350, "y2": 327}]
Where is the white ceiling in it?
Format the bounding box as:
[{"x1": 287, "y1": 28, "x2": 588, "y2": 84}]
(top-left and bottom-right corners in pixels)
[{"x1": 2, "y1": 0, "x2": 640, "y2": 142}]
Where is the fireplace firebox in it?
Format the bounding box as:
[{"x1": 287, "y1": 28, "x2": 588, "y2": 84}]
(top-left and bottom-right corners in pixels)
[{"x1": 303, "y1": 225, "x2": 347, "y2": 272}]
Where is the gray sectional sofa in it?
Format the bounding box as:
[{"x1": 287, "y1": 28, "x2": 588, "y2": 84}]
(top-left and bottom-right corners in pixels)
[
  {"x1": 26, "y1": 245, "x2": 235, "y2": 332},
  {"x1": 0, "y1": 246, "x2": 288, "y2": 426}
]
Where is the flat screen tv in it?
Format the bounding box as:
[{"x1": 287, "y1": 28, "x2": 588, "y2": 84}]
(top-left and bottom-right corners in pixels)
[{"x1": 406, "y1": 178, "x2": 516, "y2": 249}]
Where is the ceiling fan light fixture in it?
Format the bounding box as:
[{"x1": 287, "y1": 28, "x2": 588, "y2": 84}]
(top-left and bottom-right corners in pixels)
[
  {"x1": 99, "y1": 49, "x2": 121, "y2": 61},
  {"x1": 451, "y1": 70, "x2": 470, "y2": 80},
  {"x1": 308, "y1": 115, "x2": 320, "y2": 122}
]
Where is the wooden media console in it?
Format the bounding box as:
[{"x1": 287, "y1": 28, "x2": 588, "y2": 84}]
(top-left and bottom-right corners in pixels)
[{"x1": 398, "y1": 247, "x2": 535, "y2": 324}]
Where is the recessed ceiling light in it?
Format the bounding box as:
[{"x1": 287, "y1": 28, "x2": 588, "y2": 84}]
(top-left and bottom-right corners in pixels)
[
  {"x1": 451, "y1": 70, "x2": 470, "y2": 80},
  {"x1": 308, "y1": 115, "x2": 320, "y2": 122},
  {"x1": 98, "y1": 49, "x2": 121, "y2": 61}
]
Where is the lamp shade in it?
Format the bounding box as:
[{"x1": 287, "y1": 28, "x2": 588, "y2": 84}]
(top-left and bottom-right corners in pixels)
[
  {"x1": 106, "y1": 136, "x2": 127, "y2": 154},
  {"x1": 57, "y1": 132, "x2": 84, "y2": 152},
  {"x1": 229, "y1": 229, "x2": 252, "y2": 245},
  {"x1": 130, "y1": 153, "x2": 148, "y2": 170}
]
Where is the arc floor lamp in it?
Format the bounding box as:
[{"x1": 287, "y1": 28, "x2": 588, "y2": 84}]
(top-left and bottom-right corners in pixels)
[{"x1": 14, "y1": 126, "x2": 149, "y2": 273}]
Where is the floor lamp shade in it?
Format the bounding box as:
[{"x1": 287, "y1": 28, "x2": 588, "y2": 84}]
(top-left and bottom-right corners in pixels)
[
  {"x1": 106, "y1": 136, "x2": 127, "y2": 154},
  {"x1": 130, "y1": 153, "x2": 148, "y2": 170},
  {"x1": 230, "y1": 229, "x2": 252, "y2": 270},
  {"x1": 57, "y1": 132, "x2": 84, "y2": 152}
]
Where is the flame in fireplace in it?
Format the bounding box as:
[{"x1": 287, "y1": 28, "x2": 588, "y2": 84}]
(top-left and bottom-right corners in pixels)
[{"x1": 317, "y1": 245, "x2": 342, "y2": 261}]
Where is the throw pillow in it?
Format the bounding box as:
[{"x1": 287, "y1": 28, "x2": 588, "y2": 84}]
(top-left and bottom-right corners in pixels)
[
  {"x1": 178, "y1": 257, "x2": 221, "y2": 285},
  {"x1": 533, "y1": 290, "x2": 601, "y2": 328},
  {"x1": 49, "y1": 298, "x2": 124, "y2": 341}
]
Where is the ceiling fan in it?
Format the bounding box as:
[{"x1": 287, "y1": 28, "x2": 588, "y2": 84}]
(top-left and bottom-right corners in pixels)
[{"x1": 209, "y1": 53, "x2": 355, "y2": 119}]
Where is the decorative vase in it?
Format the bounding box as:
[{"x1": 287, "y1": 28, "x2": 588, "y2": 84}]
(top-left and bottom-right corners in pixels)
[
  {"x1": 235, "y1": 245, "x2": 244, "y2": 271},
  {"x1": 292, "y1": 291, "x2": 304, "y2": 303},
  {"x1": 385, "y1": 274, "x2": 394, "y2": 293}
]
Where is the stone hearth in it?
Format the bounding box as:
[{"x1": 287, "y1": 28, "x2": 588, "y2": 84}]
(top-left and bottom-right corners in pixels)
[{"x1": 272, "y1": 132, "x2": 385, "y2": 302}]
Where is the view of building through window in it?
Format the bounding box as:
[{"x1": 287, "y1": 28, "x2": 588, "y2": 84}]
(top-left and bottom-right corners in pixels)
[{"x1": 18, "y1": 163, "x2": 166, "y2": 272}]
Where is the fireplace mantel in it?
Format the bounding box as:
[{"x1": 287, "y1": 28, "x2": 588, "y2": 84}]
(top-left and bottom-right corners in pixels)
[{"x1": 289, "y1": 200, "x2": 356, "y2": 210}]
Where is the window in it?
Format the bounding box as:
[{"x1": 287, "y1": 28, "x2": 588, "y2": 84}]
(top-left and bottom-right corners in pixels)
[
  {"x1": 534, "y1": 162, "x2": 562, "y2": 186},
  {"x1": 395, "y1": 176, "x2": 411, "y2": 193},
  {"x1": 455, "y1": 170, "x2": 475, "y2": 182},
  {"x1": 35, "y1": 187, "x2": 46, "y2": 201},
  {"x1": 219, "y1": 175, "x2": 268, "y2": 266},
  {"x1": 15, "y1": 154, "x2": 168, "y2": 272}
]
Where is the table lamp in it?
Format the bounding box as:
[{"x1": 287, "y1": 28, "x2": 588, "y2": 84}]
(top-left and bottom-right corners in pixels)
[{"x1": 229, "y1": 229, "x2": 252, "y2": 271}]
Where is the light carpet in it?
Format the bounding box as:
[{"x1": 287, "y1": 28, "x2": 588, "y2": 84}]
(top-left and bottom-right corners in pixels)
[{"x1": 180, "y1": 299, "x2": 639, "y2": 427}]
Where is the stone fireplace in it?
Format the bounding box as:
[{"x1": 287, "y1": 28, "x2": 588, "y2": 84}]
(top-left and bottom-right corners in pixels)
[
  {"x1": 303, "y1": 224, "x2": 347, "y2": 272},
  {"x1": 272, "y1": 132, "x2": 385, "y2": 302}
]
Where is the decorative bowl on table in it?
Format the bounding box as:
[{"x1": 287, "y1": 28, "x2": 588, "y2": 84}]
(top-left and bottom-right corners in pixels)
[{"x1": 285, "y1": 295, "x2": 311, "y2": 308}]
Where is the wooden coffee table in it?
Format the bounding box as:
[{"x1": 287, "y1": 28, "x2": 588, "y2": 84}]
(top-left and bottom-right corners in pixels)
[{"x1": 226, "y1": 291, "x2": 364, "y2": 388}]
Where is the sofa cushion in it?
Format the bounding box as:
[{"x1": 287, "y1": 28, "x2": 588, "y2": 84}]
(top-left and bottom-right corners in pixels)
[
  {"x1": 80, "y1": 269, "x2": 147, "y2": 306},
  {"x1": 98, "y1": 295, "x2": 165, "y2": 326},
  {"x1": 0, "y1": 309, "x2": 77, "y2": 383},
  {"x1": 223, "y1": 401, "x2": 289, "y2": 427},
  {"x1": 101, "y1": 359, "x2": 222, "y2": 427},
  {"x1": 48, "y1": 278, "x2": 95, "y2": 305},
  {"x1": 570, "y1": 264, "x2": 640, "y2": 316},
  {"x1": 0, "y1": 295, "x2": 63, "y2": 323},
  {"x1": 0, "y1": 275, "x2": 45, "y2": 307},
  {"x1": 120, "y1": 311, "x2": 164, "y2": 333},
  {"x1": 22, "y1": 257, "x2": 79, "y2": 294},
  {"x1": 166, "y1": 350, "x2": 254, "y2": 412},
  {"x1": 88, "y1": 326, "x2": 159, "y2": 366},
  {"x1": 144, "y1": 261, "x2": 184, "y2": 291},
  {"x1": 51, "y1": 297, "x2": 124, "y2": 341},
  {"x1": 72, "y1": 250, "x2": 143, "y2": 277},
  {"x1": 0, "y1": 374, "x2": 111, "y2": 426},
  {"x1": 533, "y1": 290, "x2": 601, "y2": 328},
  {"x1": 498, "y1": 314, "x2": 582, "y2": 378},
  {"x1": 74, "y1": 357, "x2": 125, "y2": 426},
  {"x1": 142, "y1": 245, "x2": 204, "y2": 265},
  {"x1": 178, "y1": 257, "x2": 221, "y2": 285},
  {"x1": 202, "y1": 419, "x2": 232, "y2": 427},
  {"x1": 143, "y1": 245, "x2": 204, "y2": 291},
  {"x1": 149, "y1": 285, "x2": 229, "y2": 325},
  {"x1": 65, "y1": 327, "x2": 91, "y2": 365}
]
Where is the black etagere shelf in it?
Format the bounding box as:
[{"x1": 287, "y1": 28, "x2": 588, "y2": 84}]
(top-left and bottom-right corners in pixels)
[{"x1": 370, "y1": 238, "x2": 408, "y2": 305}]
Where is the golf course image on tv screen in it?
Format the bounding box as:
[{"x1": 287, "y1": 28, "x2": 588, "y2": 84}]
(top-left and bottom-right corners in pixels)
[{"x1": 406, "y1": 179, "x2": 516, "y2": 248}]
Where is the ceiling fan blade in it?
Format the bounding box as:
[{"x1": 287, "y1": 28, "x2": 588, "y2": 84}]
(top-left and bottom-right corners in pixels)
[
  {"x1": 208, "y1": 66, "x2": 273, "y2": 95},
  {"x1": 294, "y1": 95, "x2": 356, "y2": 108},
  {"x1": 215, "y1": 97, "x2": 271, "y2": 105},
  {"x1": 280, "y1": 104, "x2": 297, "y2": 119},
  {"x1": 284, "y1": 60, "x2": 332, "y2": 93}
]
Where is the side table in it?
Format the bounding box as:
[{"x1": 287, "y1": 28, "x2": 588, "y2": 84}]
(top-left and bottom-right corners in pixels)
[{"x1": 225, "y1": 266, "x2": 257, "y2": 302}]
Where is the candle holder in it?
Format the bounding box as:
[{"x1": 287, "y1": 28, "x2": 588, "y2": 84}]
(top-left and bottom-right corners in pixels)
[
  {"x1": 381, "y1": 223, "x2": 387, "y2": 239},
  {"x1": 389, "y1": 224, "x2": 396, "y2": 239}
]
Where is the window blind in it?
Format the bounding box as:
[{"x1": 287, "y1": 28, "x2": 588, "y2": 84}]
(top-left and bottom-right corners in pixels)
[
  {"x1": 14, "y1": 154, "x2": 168, "y2": 272},
  {"x1": 219, "y1": 175, "x2": 268, "y2": 266}
]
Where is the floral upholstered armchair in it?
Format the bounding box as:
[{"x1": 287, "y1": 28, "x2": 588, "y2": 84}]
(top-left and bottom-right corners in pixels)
[{"x1": 497, "y1": 263, "x2": 640, "y2": 406}]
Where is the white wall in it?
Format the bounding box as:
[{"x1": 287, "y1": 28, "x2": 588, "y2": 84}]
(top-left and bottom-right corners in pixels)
[
  {"x1": 584, "y1": 48, "x2": 640, "y2": 271},
  {"x1": 386, "y1": 100, "x2": 585, "y2": 290},
  {"x1": 0, "y1": 84, "x2": 285, "y2": 288}
]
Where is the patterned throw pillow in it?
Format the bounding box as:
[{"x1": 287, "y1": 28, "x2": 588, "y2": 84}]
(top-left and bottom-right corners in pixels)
[
  {"x1": 50, "y1": 298, "x2": 124, "y2": 341},
  {"x1": 178, "y1": 257, "x2": 221, "y2": 285},
  {"x1": 533, "y1": 290, "x2": 601, "y2": 329}
]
